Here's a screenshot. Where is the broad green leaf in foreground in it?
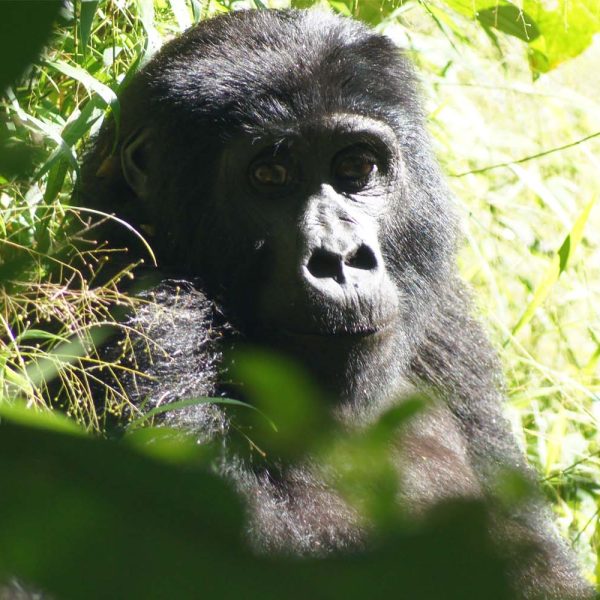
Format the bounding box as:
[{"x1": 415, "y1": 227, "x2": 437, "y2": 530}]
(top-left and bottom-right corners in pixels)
[
  {"x1": 0, "y1": 1, "x2": 62, "y2": 91},
  {"x1": 0, "y1": 421, "x2": 513, "y2": 600},
  {"x1": 0, "y1": 402, "x2": 84, "y2": 436}
]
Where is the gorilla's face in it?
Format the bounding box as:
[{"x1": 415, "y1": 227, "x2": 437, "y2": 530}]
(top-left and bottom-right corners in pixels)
[
  {"x1": 215, "y1": 114, "x2": 402, "y2": 347},
  {"x1": 112, "y1": 9, "x2": 454, "y2": 400},
  {"x1": 122, "y1": 118, "x2": 411, "y2": 402}
]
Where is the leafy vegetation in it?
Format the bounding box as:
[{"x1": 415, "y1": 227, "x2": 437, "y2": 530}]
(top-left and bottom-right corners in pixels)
[{"x1": 1, "y1": 0, "x2": 599, "y2": 596}]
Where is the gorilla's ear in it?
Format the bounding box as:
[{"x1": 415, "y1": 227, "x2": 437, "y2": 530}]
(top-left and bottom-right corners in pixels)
[{"x1": 121, "y1": 129, "x2": 152, "y2": 199}]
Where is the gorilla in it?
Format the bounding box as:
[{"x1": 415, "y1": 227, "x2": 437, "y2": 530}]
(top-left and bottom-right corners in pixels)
[{"x1": 76, "y1": 9, "x2": 593, "y2": 599}]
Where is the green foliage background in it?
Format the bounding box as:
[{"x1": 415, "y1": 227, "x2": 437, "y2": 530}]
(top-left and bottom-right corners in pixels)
[{"x1": 0, "y1": 0, "x2": 599, "y2": 596}]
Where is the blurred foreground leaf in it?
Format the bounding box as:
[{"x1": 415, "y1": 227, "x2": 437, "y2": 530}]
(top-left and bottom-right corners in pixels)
[
  {"x1": 0, "y1": 1, "x2": 62, "y2": 91},
  {"x1": 231, "y1": 349, "x2": 332, "y2": 460},
  {"x1": 322, "y1": 398, "x2": 424, "y2": 525},
  {"x1": 0, "y1": 421, "x2": 245, "y2": 599},
  {"x1": 0, "y1": 421, "x2": 514, "y2": 600},
  {"x1": 0, "y1": 402, "x2": 84, "y2": 436}
]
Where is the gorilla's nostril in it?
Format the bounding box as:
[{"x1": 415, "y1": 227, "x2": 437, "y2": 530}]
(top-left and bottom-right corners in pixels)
[
  {"x1": 307, "y1": 248, "x2": 344, "y2": 282},
  {"x1": 346, "y1": 244, "x2": 377, "y2": 271}
]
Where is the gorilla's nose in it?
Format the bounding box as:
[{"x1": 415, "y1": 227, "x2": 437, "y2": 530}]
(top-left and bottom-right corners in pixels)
[{"x1": 305, "y1": 243, "x2": 379, "y2": 287}]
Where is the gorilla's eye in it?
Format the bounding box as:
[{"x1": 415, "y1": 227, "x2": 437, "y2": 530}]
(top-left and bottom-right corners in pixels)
[
  {"x1": 251, "y1": 163, "x2": 289, "y2": 187},
  {"x1": 334, "y1": 154, "x2": 377, "y2": 189}
]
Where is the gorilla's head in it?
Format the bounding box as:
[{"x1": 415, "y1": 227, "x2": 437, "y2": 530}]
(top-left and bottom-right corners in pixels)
[{"x1": 80, "y1": 9, "x2": 458, "y2": 403}]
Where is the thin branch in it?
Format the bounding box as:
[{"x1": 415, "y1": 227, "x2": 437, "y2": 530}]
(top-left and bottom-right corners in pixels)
[{"x1": 451, "y1": 130, "x2": 600, "y2": 177}]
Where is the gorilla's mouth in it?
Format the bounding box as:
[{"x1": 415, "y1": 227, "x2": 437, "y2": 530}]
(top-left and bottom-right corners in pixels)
[
  {"x1": 265, "y1": 307, "x2": 400, "y2": 343},
  {"x1": 281, "y1": 321, "x2": 394, "y2": 340}
]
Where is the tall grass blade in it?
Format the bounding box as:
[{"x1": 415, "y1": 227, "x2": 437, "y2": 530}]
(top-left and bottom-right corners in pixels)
[
  {"x1": 510, "y1": 196, "x2": 597, "y2": 340},
  {"x1": 47, "y1": 59, "x2": 120, "y2": 123},
  {"x1": 79, "y1": 0, "x2": 100, "y2": 57},
  {"x1": 169, "y1": 0, "x2": 192, "y2": 31}
]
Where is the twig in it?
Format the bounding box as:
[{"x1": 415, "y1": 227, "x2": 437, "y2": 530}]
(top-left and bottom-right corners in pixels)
[{"x1": 452, "y1": 130, "x2": 600, "y2": 177}]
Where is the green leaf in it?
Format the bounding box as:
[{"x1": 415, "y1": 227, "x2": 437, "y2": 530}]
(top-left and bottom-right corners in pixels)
[
  {"x1": 329, "y1": 0, "x2": 354, "y2": 16},
  {"x1": 583, "y1": 333, "x2": 600, "y2": 377},
  {"x1": 442, "y1": 0, "x2": 511, "y2": 19},
  {"x1": 15, "y1": 329, "x2": 70, "y2": 344},
  {"x1": 127, "y1": 396, "x2": 268, "y2": 430},
  {"x1": 351, "y1": 0, "x2": 399, "y2": 24},
  {"x1": 64, "y1": 97, "x2": 105, "y2": 143},
  {"x1": 24, "y1": 329, "x2": 109, "y2": 387},
  {"x1": 124, "y1": 426, "x2": 215, "y2": 463},
  {"x1": 511, "y1": 196, "x2": 597, "y2": 338},
  {"x1": 3, "y1": 365, "x2": 33, "y2": 396},
  {"x1": 442, "y1": 1, "x2": 540, "y2": 42},
  {"x1": 290, "y1": 0, "x2": 398, "y2": 24},
  {"x1": 230, "y1": 349, "x2": 333, "y2": 460},
  {"x1": 290, "y1": 0, "x2": 314, "y2": 8},
  {"x1": 79, "y1": 0, "x2": 99, "y2": 57},
  {"x1": 0, "y1": 402, "x2": 84, "y2": 436},
  {"x1": 43, "y1": 156, "x2": 70, "y2": 203},
  {"x1": 0, "y1": 420, "x2": 514, "y2": 600},
  {"x1": 136, "y1": 0, "x2": 163, "y2": 59},
  {"x1": 320, "y1": 397, "x2": 424, "y2": 523},
  {"x1": 0, "y1": 421, "x2": 246, "y2": 599},
  {"x1": 524, "y1": 0, "x2": 600, "y2": 73},
  {"x1": 35, "y1": 99, "x2": 104, "y2": 181},
  {"x1": 476, "y1": 5, "x2": 539, "y2": 41},
  {"x1": 47, "y1": 59, "x2": 119, "y2": 123}
]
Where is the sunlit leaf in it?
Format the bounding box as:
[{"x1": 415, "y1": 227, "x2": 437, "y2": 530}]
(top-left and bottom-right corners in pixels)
[
  {"x1": 3, "y1": 366, "x2": 33, "y2": 396},
  {"x1": 47, "y1": 59, "x2": 120, "y2": 122},
  {"x1": 442, "y1": 0, "x2": 511, "y2": 19},
  {"x1": 524, "y1": 0, "x2": 600, "y2": 74},
  {"x1": 169, "y1": 0, "x2": 192, "y2": 31},
  {"x1": 136, "y1": 0, "x2": 163, "y2": 58},
  {"x1": 477, "y1": 5, "x2": 539, "y2": 41},
  {"x1": 291, "y1": 0, "x2": 397, "y2": 24},
  {"x1": 0, "y1": 402, "x2": 84, "y2": 436},
  {"x1": 128, "y1": 395, "x2": 266, "y2": 430}
]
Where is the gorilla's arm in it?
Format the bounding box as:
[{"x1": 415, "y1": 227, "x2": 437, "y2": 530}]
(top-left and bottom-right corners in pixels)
[{"x1": 411, "y1": 282, "x2": 593, "y2": 599}]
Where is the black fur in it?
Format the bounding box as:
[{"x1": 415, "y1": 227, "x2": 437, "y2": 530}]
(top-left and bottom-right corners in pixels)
[{"x1": 77, "y1": 9, "x2": 593, "y2": 598}]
